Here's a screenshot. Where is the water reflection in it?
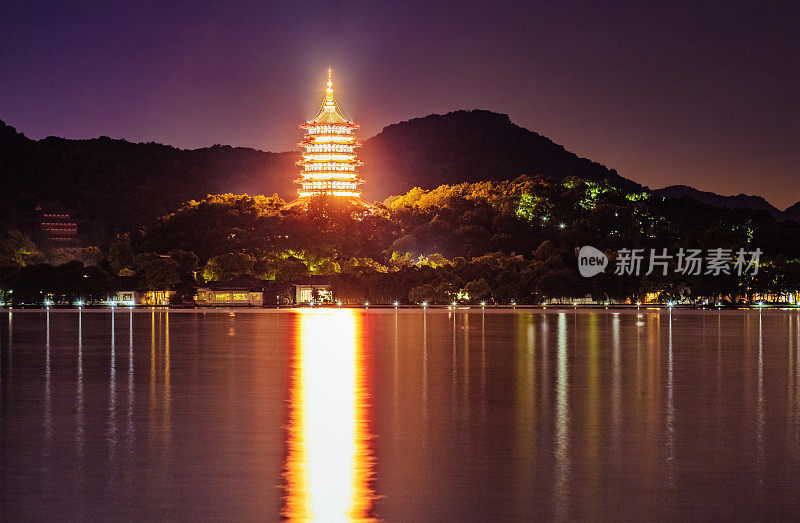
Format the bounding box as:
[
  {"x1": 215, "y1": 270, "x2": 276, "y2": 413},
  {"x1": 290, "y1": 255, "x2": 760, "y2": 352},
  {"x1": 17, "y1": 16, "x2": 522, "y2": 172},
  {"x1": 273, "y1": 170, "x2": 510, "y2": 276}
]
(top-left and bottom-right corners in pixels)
[
  {"x1": 283, "y1": 309, "x2": 375, "y2": 521},
  {"x1": 795, "y1": 315, "x2": 800, "y2": 447},
  {"x1": 666, "y1": 311, "x2": 675, "y2": 489},
  {"x1": 422, "y1": 310, "x2": 428, "y2": 447},
  {"x1": 756, "y1": 312, "x2": 765, "y2": 491},
  {"x1": 44, "y1": 310, "x2": 52, "y2": 454},
  {"x1": 611, "y1": 313, "x2": 621, "y2": 461},
  {"x1": 109, "y1": 309, "x2": 117, "y2": 461},
  {"x1": 127, "y1": 309, "x2": 135, "y2": 452},
  {"x1": 554, "y1": 312, "x2": 569, "y2": 520},
  {"x1": 76, "y1": 310, "x2": 84, "y2": 454},
  {"x1": 451, "y1": 311, "x2": 457, "y2": 422}
]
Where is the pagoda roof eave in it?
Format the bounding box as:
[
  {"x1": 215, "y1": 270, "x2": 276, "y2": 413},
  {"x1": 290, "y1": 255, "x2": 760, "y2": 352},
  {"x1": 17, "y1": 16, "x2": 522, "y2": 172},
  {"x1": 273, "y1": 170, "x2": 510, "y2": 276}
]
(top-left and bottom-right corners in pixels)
[
  {"x1": 300, "y1": 120, "x2": 359, "y2": 128},
  {"x1": 300, "y1": 138, "x2": 361, "y2": 145},
  {"x1": 298, "y1": 158, "x2": 363, "y2": 164}
]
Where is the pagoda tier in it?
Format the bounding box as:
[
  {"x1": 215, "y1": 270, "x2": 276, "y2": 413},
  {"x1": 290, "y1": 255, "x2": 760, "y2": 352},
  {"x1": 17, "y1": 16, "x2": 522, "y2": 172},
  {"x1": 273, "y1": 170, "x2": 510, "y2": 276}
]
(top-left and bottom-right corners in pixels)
[{"x1": 294, "y1": 69, "x2": 365, "y2": 199}]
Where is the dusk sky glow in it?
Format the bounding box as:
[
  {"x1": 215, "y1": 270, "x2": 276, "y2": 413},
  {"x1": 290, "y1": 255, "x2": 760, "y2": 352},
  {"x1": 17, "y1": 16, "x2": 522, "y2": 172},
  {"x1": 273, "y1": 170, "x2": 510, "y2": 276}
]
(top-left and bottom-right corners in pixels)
[{"x1": 2, "y1": 1, "x2": 798, "y2": 207}]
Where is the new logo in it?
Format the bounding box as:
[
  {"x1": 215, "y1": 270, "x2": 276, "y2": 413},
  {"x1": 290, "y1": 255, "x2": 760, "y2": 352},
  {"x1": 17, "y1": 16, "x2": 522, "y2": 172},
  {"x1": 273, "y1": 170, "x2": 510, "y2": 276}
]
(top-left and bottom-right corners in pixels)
[{"x1": 578, "y1": 246, "x2": 608, "y2": 277}]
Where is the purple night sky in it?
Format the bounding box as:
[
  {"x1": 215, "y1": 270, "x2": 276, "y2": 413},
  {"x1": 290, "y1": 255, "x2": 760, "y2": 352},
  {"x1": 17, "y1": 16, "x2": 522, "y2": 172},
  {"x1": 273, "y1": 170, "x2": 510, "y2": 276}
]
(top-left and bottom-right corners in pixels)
[{"x1": 1, "y1": 1, "x2": 798, "y2": 207}]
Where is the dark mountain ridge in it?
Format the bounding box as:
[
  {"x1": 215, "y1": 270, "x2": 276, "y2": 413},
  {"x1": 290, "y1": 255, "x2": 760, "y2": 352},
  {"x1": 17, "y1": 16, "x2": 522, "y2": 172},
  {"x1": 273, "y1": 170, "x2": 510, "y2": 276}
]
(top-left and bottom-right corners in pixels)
[
  {"x1": 655, "y1": 185, "x2": 800, "y2": 222},
  {"x1": 359, "y1": 110, "x2": 638, "y2": 198}
]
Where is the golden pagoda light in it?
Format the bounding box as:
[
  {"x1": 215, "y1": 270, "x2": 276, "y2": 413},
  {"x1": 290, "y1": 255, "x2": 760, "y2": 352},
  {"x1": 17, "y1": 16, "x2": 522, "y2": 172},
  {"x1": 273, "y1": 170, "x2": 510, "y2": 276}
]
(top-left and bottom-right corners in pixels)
[{"x1": 295, "y1": 69, "x2": 365, "y2": 200}]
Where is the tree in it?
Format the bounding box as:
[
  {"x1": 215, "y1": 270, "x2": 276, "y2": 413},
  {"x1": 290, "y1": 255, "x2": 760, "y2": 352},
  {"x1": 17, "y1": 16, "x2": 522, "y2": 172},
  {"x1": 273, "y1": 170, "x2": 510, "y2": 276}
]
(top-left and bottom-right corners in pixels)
[
  {"x1": 202, "y1": 253, "x2": 256, "y2": 282},
  {"x1": 109, "y1": 233, "x2": 133, "y2": 272},
  {"x1": 136, "y1": 258, "x2": 181, "y2": 291},
  {"x1": 537, "y1": 269, "x2": 583, "y2": 302},
  {"x1": 464, "y1": 278, "x2": 491, "y2": 303},
  {"x1": 408, "y1": 283, "x2": 436, "y2": 304},
  {"x1": 168, "y1": 250, "x2": 199, "y2": 272},
  {"x1": 0, "y1": 227, "x2": 39, "y2": 267}
]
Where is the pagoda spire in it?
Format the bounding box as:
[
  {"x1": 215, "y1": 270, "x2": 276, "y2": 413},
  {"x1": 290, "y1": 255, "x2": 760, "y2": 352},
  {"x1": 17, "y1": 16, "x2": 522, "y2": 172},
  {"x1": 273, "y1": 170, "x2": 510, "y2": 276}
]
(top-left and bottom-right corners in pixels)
[
  {"x1": 325, "y1": 67, "x2": 334, "y2": 104},
  {"x1": 308, "y1": 68, "x2": 349, "y2": 124}
]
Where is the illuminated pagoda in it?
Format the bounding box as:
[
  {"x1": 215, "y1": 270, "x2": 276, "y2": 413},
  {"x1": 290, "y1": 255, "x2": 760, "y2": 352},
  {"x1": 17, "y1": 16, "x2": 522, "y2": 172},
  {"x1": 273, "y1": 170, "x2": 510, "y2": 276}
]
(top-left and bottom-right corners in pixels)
[{"x1": 286, "y1": 69, "x2": 371, "y2": 208}]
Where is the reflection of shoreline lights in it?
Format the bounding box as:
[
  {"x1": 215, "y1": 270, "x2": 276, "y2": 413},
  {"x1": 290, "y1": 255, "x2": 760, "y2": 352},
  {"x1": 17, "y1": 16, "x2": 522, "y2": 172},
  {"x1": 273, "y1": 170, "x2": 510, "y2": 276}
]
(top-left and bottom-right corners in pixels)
[{"x1": 283, "y1": 309, "x2": 375, "y2": 520}]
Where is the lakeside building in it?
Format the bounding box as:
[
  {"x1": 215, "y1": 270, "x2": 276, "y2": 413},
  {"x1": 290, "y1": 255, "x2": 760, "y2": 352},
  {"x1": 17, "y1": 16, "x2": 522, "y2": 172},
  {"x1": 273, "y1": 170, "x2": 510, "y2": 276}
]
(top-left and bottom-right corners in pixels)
[
  {"x1": 285, "y1": 69, "x2": 372, "y2": 210},
  {"x1": 751, "y1": 291, "x2": 798, "y2": 305},
  {"x1": 196, "y1": 275, "x2": 266, "y2": 307},
  {"x1": 101, "y1": 277, "x2": 175, "y2": 306},
  {"x1": 103, "y1": 290, "x2": 175, "y2": 307},
  {"x1": 195, "y1": 275, "x2": 333, "y2": 306},
  {"x1": 294, "y1": 282, "x2": 333, "y2": 304}
]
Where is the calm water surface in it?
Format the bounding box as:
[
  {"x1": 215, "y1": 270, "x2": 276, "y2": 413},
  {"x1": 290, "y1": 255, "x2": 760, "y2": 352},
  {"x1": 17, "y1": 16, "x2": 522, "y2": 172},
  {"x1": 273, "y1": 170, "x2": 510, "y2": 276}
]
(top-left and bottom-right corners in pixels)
[{"x1": 1, "y1": 308, "x2": 800, "y2": 520}]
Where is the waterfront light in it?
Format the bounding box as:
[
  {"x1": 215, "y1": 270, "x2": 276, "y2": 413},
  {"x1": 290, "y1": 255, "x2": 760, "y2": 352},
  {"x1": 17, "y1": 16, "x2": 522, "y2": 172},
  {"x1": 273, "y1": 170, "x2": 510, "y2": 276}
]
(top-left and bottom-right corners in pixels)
[
  {"x1": 43, "y1": 298, "x2": 53, "y2": 308},
  {"x1": 559, "y1": 223, "x2": 566, "y2": 229},
  {"x1": 76, "y1": 299, "x2": 84, "y2": 308},
  {"x1": 393, "y1": 301, "x2": 398, "y2": 308},
  {"x1": 480, "y1": 301, "x2": 486, "y2": 308},
  {"x1": 109, "y1": 299, "x2": 117, "y2": 308},
  {"x1": 667, "y1": 301, "x2": 675, "y2": 308},
  {"x1": 337, "y1": 300, "x2": 342, "y2": 308},
  {"x1": 364, "y1": 302, "x2": 369, "y2": 308},
  {"x1": 422, "y1": 301, "x2": 428, "y2": 309}
]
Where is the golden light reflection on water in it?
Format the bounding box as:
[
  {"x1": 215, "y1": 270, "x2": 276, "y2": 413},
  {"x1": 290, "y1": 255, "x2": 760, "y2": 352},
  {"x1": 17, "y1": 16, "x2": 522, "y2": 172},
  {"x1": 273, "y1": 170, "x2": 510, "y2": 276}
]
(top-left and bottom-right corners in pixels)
[{"x1": 283, "y1": 309, "x2": 375, "y2": 521}]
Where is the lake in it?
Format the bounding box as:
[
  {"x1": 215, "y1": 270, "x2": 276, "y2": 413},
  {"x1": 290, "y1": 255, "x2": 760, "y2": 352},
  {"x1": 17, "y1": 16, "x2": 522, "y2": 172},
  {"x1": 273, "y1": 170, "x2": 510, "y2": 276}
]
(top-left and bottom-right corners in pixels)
[{"x1": 1, "y1": 308, "x2": 799, "y2": 520}]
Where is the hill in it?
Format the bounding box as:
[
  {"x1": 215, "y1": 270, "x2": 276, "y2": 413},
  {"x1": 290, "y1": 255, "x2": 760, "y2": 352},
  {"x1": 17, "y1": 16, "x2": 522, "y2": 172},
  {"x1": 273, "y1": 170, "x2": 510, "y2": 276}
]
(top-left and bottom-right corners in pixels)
[
  {"x1": 783, "y1": 202, "x2": 800, "y2": 223},
  {"x1": 655, "y1": 185, "x2": 799, "y2": 223},
  {"x1": 0, "y1": 121, "x2": 296, "y2": 242},
  {"x1": 2, "y1": 110, "x2": 640, "y2": 243},
  {"x1": 359, "y1": 110, "x2": 638, "y2": 199}
]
